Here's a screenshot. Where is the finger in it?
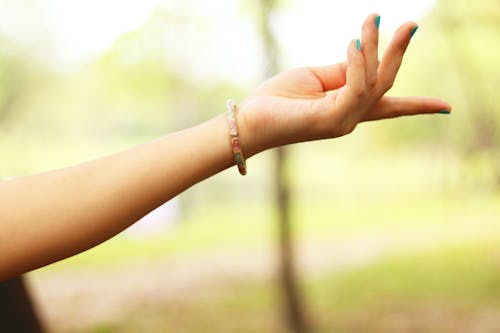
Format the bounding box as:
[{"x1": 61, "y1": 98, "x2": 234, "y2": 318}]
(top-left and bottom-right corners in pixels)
[
  {"x1": 377, "y1": 22, "x2": 418, "y2": 93},
  {"x1": 344, "y1": 38, "x2": 366, "y2": 99},
  {"x1": 308, "y1": 62, "x2": 347, "y2": 92},
  {"x1": 362, "y1": 96, "x2": 452, "y2": 121},
  {"x1": 361, "y1": 13, "x2": 380, "y2": 88}
]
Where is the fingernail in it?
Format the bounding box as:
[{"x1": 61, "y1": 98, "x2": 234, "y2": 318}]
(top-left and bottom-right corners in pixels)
[
  {"x1": 410, "y1": 25, "x2": 419, "y2": 38},
  {"x1": 375, "y1": 15, "x2": 381, "y2": 30},
  {"x1": 437, "y1": 110, "x2": 450, "y2": 114},
  {"x1": 355, "y1": 39, "x2": 361, "y2": 51}
]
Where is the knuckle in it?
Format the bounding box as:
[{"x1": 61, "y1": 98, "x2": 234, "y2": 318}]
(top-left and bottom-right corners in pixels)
[
  {"x1": 365, "y1": 43, "x2": 377, "y2": 54},
  {"x1": 381, "y1": 79, "x2": 394, "y2": 92},
  {"x1": 387, "y1": 109, "x2": 403, "y2": 119},
  {"x1": 367, "y1": 76, "x2": 377, "y2": 89},
  {"x1": 287, "y1": 67, "x2": 305, "y2": 77},
  {"x1": 352, "y1": 85, "x2": 365, "y2": 97},
  {"x1": 338, "y1": 119, "x2": 357, "y2": 136},
  {"x1": 344, "y1": 123, "x2": 357, "y2": 135}
]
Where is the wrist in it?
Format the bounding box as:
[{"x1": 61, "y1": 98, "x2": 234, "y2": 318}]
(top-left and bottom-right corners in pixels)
[
  {"x1": 238, "y1": 96, "x2": 320, "y2": 154},
  {"x1": 236, "y1": 99, "x2": 268, "y2": 158}
]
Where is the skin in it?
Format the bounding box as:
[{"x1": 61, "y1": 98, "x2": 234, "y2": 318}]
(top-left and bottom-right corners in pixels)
[{"x1": 0, "y1": 15, "x2": 451, "y2": 281}]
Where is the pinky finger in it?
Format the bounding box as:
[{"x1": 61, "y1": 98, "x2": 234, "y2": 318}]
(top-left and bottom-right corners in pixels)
[
  {"x1": 362, "y1": 96, "x2": 452, "y2": 121},
  {"x1": 345, "y1": 38, "x2": 366, "y2": 97}
]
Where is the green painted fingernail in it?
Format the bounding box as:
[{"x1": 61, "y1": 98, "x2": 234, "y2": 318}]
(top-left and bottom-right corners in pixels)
[
  {"x1": 375, "y1": 15, "x2": 381, "y2": 29},
  {"x1": 437, "y1": 110, "x2": 450, "y2": 114},
  {"x1": 355, "y1": 39, "x2": 361, "y2": 51},
  {"x1": 410, "y1": 25, "x2": 419, "y2": 38}
]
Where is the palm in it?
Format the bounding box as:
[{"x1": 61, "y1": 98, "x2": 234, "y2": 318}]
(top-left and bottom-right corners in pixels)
[
  {"x1": 240, "y1": 67, "x2": 346, "y2": 152},
  {"x1": 255, "y1": 67, "x2": 331, "y2": 100}
]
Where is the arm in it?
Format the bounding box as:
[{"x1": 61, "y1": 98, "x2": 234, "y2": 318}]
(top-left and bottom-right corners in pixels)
[
  {"x1": 0, "y1": 15, "x2": 451, "y2": 280},
  {"x1": 0, "y1": 114, "x2": 245, "y2": 280}
]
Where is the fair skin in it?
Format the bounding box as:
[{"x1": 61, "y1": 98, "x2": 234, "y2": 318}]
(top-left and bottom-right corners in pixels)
[{"x1": 0, "y1": 15, "x2": 451, "y2": 281}]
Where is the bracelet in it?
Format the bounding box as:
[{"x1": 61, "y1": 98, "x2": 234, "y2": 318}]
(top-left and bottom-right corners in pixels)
[{"x1": 226, "y1": 99, "x2": 247, "y2": 176}]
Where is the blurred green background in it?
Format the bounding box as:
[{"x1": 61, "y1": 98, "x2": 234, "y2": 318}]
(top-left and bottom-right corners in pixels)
[{"x1": 1, "y1": 0, "x2": 499, "y2": 332}]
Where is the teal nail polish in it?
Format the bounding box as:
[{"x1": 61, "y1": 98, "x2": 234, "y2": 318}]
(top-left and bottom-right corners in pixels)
[
  {"x1": 410, "y1": 25, "x2": 419, "y2": 38},
  {"x1": 355, "y1": 39, "x2": 361, "y2": 51},
  {"x1": 375, "y1": 15, "x2": 381, "y2": 29},
  {"x1": 437, "y1": 110, "x2": 450, "y2": 114}
]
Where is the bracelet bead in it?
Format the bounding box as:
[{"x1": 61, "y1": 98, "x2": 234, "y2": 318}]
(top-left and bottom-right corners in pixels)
[{"x1": 226, "y1": 99, "x2": 247, "y2": 176}]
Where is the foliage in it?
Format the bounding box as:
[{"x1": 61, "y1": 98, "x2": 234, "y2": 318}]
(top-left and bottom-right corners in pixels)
[
  {"x1": 383, "y1": 0, "x2": 500, "y2": 187},
  {"x1": 0, "y1": 39, "x2": 31, "y2": 124}
]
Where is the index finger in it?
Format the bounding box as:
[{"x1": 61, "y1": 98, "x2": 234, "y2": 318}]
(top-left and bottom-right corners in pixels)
[{"x1": 362, "y1": 96, "x2": 452, "y2": 121}]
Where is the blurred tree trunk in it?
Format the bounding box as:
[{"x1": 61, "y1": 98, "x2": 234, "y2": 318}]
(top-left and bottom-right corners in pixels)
[
  {"x1": 0, "y1": 276, "x2": 45, "y2": 332},
  {"x1": 257, "y1": 1, "x2": 311, "y2": 332}
]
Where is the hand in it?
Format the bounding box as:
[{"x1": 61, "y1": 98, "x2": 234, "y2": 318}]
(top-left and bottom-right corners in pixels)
[{"x1": 238, "y1": 14, "x2": 451, "y2": 156}]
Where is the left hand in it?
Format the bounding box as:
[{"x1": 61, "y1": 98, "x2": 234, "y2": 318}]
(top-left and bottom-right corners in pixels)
[{"x1": 238, "y1": 14, "x2": 451, "y2": 156}]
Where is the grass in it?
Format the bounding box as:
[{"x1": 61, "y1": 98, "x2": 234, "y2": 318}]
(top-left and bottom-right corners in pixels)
[
  {"x1": 67, "y1": 238, "x2": 500, "y2": 333},
  {"x1": 32, "y1": 188, "x2": 500, "y2": 275},
  {"x1": 306, "y1": 240, "x2": 500, "y2": 333},
  {"x1": 310, "y1": 241, "x2": 500, "y2": 308},
  {"x1": 33, "y1": 188, "x2": 500, "y2": 333},
  {"x1": 31, "y1": 188, "x2": 500, "y2": 278}
]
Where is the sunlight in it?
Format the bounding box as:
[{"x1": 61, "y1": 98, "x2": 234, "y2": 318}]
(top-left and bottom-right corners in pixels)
[{"x1": 44, "y1": 0, "x2": 436, "y2": 81}]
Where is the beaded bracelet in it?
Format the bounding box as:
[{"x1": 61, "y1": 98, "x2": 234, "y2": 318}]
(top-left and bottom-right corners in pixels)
[{"x1": 226, "y1": 99, "x2": 247, "y2": 176}]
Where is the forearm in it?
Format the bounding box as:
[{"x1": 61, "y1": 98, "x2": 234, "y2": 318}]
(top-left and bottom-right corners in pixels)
[{"x1": 0, "y1": 112, "x2": 252, "y2": 280}]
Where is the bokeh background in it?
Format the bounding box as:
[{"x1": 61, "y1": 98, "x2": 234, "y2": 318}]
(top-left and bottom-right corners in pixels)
[{"x1": 1, "y1": 0, "x2": 499, "y2": 332}]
